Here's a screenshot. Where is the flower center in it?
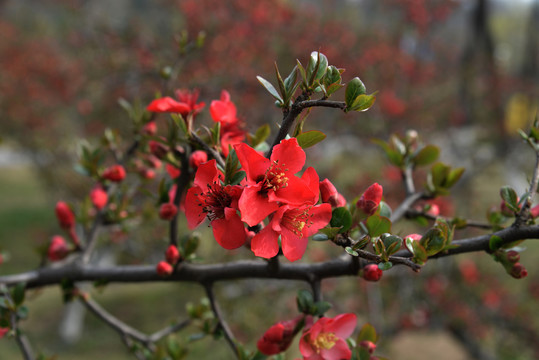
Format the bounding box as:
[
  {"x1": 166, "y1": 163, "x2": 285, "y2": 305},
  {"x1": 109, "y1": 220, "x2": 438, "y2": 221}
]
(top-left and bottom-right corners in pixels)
[
  {"x1": 283, "y1": 208, "x2": 313, "y2": 236},
  {"x1": 264, "y1": 160, "x2": 289, "y2": 192},
  {"x1": 200, "y1": 182, "x2": 233, "y2": 221},
  {"x1": 313, "y1": 332, "x2": 338, "y2": 353}
]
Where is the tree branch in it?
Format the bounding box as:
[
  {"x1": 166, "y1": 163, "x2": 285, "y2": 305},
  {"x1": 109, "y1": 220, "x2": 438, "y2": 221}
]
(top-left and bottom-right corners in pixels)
[{"x1": 190, "y1": 131, "x2": 225, "y2": 168}]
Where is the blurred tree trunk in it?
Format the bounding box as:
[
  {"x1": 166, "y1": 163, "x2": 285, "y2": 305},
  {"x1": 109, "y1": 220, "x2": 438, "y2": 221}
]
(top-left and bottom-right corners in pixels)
[{"x1": 459, "y1": 0, "x2": 503, "y2": 137}]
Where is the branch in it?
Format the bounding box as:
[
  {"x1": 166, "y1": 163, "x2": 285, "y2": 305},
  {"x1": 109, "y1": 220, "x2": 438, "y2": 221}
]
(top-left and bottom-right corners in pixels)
[
  {"x1": 354, "y1": 248, "x2": 422, "y2": 272},
  {"x1": 203, "y1": 283, "x2": 239, "y2": 358},
  {"x1": 1, "y1": 288, "x2": 35, "y2": 360},
  {"x1": 190, "y1": 131, "x2": 225, "y2": 168},
  {"x1": 516, "y1": 151, "x2": 539, "y2": 226},
  {"x1": 390, "y1": 192, "x2": 424, "y2": 222}
]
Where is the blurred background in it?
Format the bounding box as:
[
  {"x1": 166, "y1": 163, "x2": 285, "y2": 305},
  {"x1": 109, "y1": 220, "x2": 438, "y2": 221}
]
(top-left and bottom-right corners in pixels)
[{"x1": 0, "y1": 0, "x2": 538, "y2": 359}]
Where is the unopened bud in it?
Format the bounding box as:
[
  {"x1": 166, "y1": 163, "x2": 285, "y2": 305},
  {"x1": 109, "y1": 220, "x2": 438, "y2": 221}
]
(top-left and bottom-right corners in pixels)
[
  {"x1": 102, "y1": 164, "x2": 126, "y2": 182},
  {"x1": 90, "y1": 186, "x2": 108, "y2": 210},
  {"x1": 48, "y1": 236, "x2": 70, "y2": 262},
  {"x1": 359, "y1": 340, "x2": 377, "y2": 354},
  {"x1": 506, "y1": 250, "x2": 520, "y2": 263},
  {"x1": 149, "y1": 140, "x2": 169, "y2": 159},
  {"x1": 159, "y1": 203, "x2": 178, "y2": 220},
  {"x1": 357, "y1": 183, "x2": 383, "y2": 216},
  {"x1": 142, "y1": 121, "x2": 157, "y2": 136},
  {"x1": 156, "y1": 261, "x2": 173, "y2": 277},
  {"x1": 165, "y1": 245, "x2": 181, "y2": 264},
  {"x1": 55, "y1": 201, "x2": 75, "y2": 229},
  {"x1": 362, "y1": 263, "x2": 383, "y2": 282},
  {"x1": 510, "y1": 263, "x2": 528, "y2": 279},
  {"x1": 189, "y1": 150, "x2": 208, "y2": 170}
]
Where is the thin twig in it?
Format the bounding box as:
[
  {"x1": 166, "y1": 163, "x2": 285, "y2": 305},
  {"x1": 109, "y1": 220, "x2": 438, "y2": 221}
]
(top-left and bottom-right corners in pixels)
[
  {"x1": 149, "y1": 319, "x2": 191, "y2": 343},
  {"x1": 1, "y1": 288, "x2": 35, "y2": 360},
  {"x1": 310, "y1": 278, "x2": 322, "y2": 303},
  {"x1": 203, "y1": 283, "x2": 239, "y2": 358},
  {"x1": 516, "y1": 152, "x2": 539, "y2": 226},
  {"x1": 390, "y1": 192, "x2": 425, "y2": 223},
  {"x1": 190, "y1": 131, "x2": 225, "y2": 168},
  {"x1": 352, "y1": 246, "x2": 422, "y2": 272}
]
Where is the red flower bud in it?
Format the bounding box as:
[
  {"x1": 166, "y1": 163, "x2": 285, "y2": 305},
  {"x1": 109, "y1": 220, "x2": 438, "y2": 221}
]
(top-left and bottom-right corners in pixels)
[
  {"x1": 156, "y1": 261, "x2": 173, "y2": 277},
  {"x1": 363, "y1": 263, "x2": 383, "y2": 282},
  {"x1": 357, "y1": 183, "x2": 383, "y2": 216},
  {"x1": 102, "y1": 165, "x2": 126, "y2": 182},
  {"x1": 189, "y1": 150, "x2": 208, "y2": 170},
  {"x1": 90, "y1": 186, "x2": 108, "y2": 210},
  {"x1": 140, "y1": 168, "x2": 155, "y2": 180},
  {"x1": 159, "y1": 203, "x2": 178, "y2": 220},
  {"x1": 320, "y1": 179, "x2": 347, "y2": 208},
  {"x1": 142, "y1": 121, "x2": 157, "y2": 136},
  {"x1": 359, "y1": 340, "x2": 377, "y2": 354},
  {"x1": 149, "y1": 140, "x2": 169, "y2": 159},
  {"x1": 257, "y1": 316, "x2": 303, "y2": 355},
  {"x1": 165, "y1": 245, "x2": 181, "y2": 264},
  {"x1": 48, "y1": 236, "x2": 69, "y2": 261},
  {"x1": 166, "y1": 163, "x2": 181, "y2": 179},
  {"x1": 506, "y1": 250, "x2": 520, "y2": 263},
  {"x1": 510, "y1": 263, "x2": 528, "y2": 279},
  {"x1": 55, "y1": 201, "x2": 75, "y2": 229}
]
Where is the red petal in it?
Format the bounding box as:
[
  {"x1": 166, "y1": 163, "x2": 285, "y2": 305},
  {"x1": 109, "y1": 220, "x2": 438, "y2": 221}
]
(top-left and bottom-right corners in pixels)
[
  {"x1": 211, "y1": 209, "x2": 246, "y2": 249},
  {"x1": 239, "y1": 186, "x2": 280, "y2": 226},
  {"x1": 234, "y1": 142, "x2": 269, "y2": 184},
  {"x1": 270, "y1": 176, "x2": 316, "y2": 205},
  {"x1": 301, "y1": 167, "x2": 320, "y2": 204},
  {"x1": 326, "y1": 313, "x2": 357, "y2": 338},
  {"x1": 320, "y1": 339, "x2": 351, "y2": 360},
  {"x1": 304, "y1": 203, "x2": 332, "y2": 237},
  {"x1": 251, "y1": 226, "x2": 280, "y2": 259},
  {"x1": 193, "y1": 160, "x2": 221, "y2": 189},
  {"x1": 147, "y1": 97, "x2": 190, "y2": 114},
  {"x1": 184, "y1": 187, "x2": 206, "y2": 229},
  {"x1": 270, "y1": 138, "x2": 305, "y2": 175},
  {"x1": 280, "y1": 227, "x2": 308, "y2": 262}
]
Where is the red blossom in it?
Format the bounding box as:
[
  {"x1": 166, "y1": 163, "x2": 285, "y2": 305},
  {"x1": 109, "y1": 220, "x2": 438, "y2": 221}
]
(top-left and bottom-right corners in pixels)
[
  {"x1": 257, "y1": 316, "x2": 304, "y2": 355},
  {"x1": 55, "y1": 201, "x2": 75, "y2": 229},
  {"x1": 165, "y1": 245, "x2": 181, "y2": 264},
  {"x1": 356, "y1": 183, "x2": 383, "y2": 216},
  {"x1": 234, "y1": 138, "x2": 318, "y2": 227},
  {"x1": 48, "y1": 235, "x2": 69, "y2": 262},
  {"x1": 320, "y1": 179, "x2": 346, "y2": 208},
  {"x1": 159, "y1": 203, "x2": 178, "y2": 221},
  {"x1": 210, "y1": 90, "x2": 238, "y2": 125},
  {"x1": 362, "y1": 264, "x2": 383, "y2": 282},
  {"x1": 147, "y1": 96, "x2": 191, "y2": 116},
  {"x1": 189, "y1": 150, "x2": 208, "y2": 170},
  {"x1": 299, "y1": 313, "x2": 356, "y2": 360},
  {"x1": 166, "y1": 163, "x2": 181, "y2": 179},
  {"x1": 90, "y1": 186, "x2": 108, "y2": 210},
  {"x1": 175, "y1": 88, "x2": 206, "y2": 117},
  {"x1": 141, "y1": 121, "x2": 157, "y2": 136},
  {"x1": 102, "y1": 164, "x2": 126, "y2": 182},
  {"x1": 156, "y1": 261, "x2": 173, "y2": 277},
  {"x1": 184, "y1": 160, "x2": 246, "y2": 250}
]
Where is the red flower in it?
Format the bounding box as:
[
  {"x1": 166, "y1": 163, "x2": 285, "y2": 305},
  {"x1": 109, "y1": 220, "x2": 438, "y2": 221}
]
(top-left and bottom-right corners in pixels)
[
  {"x1": 166, "y1": 163, "x2": 181, "y2": 179},
  {"x1": 320, "y1": 179, "x2": 346, "y2": 208},
  {"x1": 362, "y1": 264, "x2": 383, "y2": 282},
  {"x1": 102, "y1": 164, "x2": 126, "y2": 182},
  {"x1": 55, "y1": 201, "x2": 75, "y2": 229},
  {"x1": 159, "y1": 203, "x2": 178, "y2": 221},
  {"x1": 210, "y1": 90, "x2": 238, "y2": 125},
  {"x1": 48, "y1": 235, "x2": 69, "y2": 262},
  {"x1": 147, "y1": 97, "x2": 191, "y2": 116},
  {"x1": 299, "y1": 313, "x2": 357, "y2": 360},
  {"x1": 189, "y1": 150, "x2": 208, "y2": 170},
  {"x1": 356, "y1": 183, "x2": 383, "y2": 216},
  {"x1": 234, "y1": 138, "x2": 318, "y2": 226},
  {"x1": 156, "y1": 261, "x2": 173, "y2": 277},
  {"x1": 257, "y1": 316, "x2": 304, "y2": 355},
  {"x1": 175, "y1": 89, "x2": 205, "y2": 117},
  {"x1": 165, "y1": 245, "x2": 181, "y2": 264},
  {"x1": 90, "y1": 186, "x2": 108, "y2": 210},
  {"x1": 185, "y1": 160, "x2": 246, "y2": 249}
]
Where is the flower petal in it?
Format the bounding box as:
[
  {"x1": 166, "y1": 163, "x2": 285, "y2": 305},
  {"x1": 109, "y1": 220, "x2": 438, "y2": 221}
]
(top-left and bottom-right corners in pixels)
[
  {"x1": 239, "y1": 185, "x2": 279, "y2": 226},
  {"x1": 301, "y1": 167, "x2": 320, "y2": 204},
  {"x1": 234, "y1": 142, "x2": 270, "y2": 185},
  {"x1": 251, "y1": 225, "x2": 280, "y2": 259},
  {"x1": 270, "y1": 138, "x2": 306, "y2": 175},
  {"x1": 184, "y1": 187, "x2": 206, "y2": 229},
  {"x1": 304, "y1": 203, "x2": 332, "y2": 237},
  {"x1": 211, "y1": 208, "x2": 246, "y2": 249},
  {"x1": 326, "y1": 313, "x2": 357, "y2": 339},
  {"x1": 193, "y1": 160, "x2": 221, "y2": 189},
  {"x1": 320, "y1": 339, "x2": 351, "y2": 360},
  {"x1": 270, "y1": 176, "x2": 316, "y2": 205},
  {"x1": 280, "y1": 227, "x2": 308, "y2": 262},
  {"x1": 147, "y1": 97, "x2": 191, "y2": 114}
]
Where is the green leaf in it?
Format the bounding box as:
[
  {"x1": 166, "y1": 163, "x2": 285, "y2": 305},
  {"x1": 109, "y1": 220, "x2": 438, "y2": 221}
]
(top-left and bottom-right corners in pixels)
[
  {"x1": 357, "y1": 323, "x2": 378, "y2": 343},
  {"x1": 296, "y1": 130, "x2": 326, "y2": 149},
  {"x1": 489, "y1": 235, "x2": 504, "y2": 252},
  {"x1": 171, "y1": 113, "x2": 188, "y2": 135},
  {"x1": 419, "y1": 228, "x2": 446, "y2": 256},
  {"x1": 224, "y1": 149, "x2": 240, "y2": 185},
  {"x1": 319, "y1": 227, "x2": 342, "y2": 240},
  {"x1": 296, "y1": 290, "x2": 314, "y2": 314},
  {"x1": 378, "y1": 201, "x2": 392, "y2": 219},
  {"x1": 345, "y1": 77, "x2": 367, "y2": 109},
  {"x1": 256, "y1": 76, "x2": 283, "y2": 103},
  {"x1": 306, "y1": 51, "x2": 328, "y2": 85},
  {"x1": 353, "y1": 235, "x2": 371, "y2": 250},
  {"x1": 349, "y1": 93, "x2": 376, "y2": 112},
  {"x1": 274, "y1": 62, "x2": 286, "y2": 100},
  {"x1": 251, "y1": 124, "x2": 271, "y2": 148},
  {"x1": 17, "y1": 305, "x2": 29, "y2": 320},
  {"x1": 229, "y1": 171, "x2": 246, "y2": 186},
  {"x1": 313, "y1": 301, "x2": 332, "y2": 316},
  {"x1": 430, "y1": 162, "x2": 451, "y2": 188},
  {"x1": 345, "y1": 247, "x2": 359, "y2": 256},
  {"x1": 330, "y1": 207, "x2": 353, "y2": 233},
  {"x1": 500, "y1": 186, "x2": 519, "y2": 213},
  {"x1": 284, "y1": 65, "x2": 298, "y2": 94},
  {"x1": 378, "y1": 262, "x2": 393, "y2": 271},
  {"x1": 382, "y1": 235, "x2": 402, "y2": 256},
  {"x1": 411, "y1": 241, "x2": 428, "y2": 264},
  {"x1": 312, "y1": 233, "x2": 329, "y2": 241},
  {"x1": 445, "y1": 167, "x2": 465, "y2": 188},
  {"x1": 413, "y1": 145, "x2": 440, "y2": 166},
  {"x1": 365, "y1": 215, "x2": 392, "y2": 237},
  {"x1": 12, "y1": 283, "x2": 26, "y2": 307}
]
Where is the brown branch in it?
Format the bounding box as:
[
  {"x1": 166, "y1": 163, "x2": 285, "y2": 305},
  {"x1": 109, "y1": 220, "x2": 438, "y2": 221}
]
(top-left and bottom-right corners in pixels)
[
  {"x1": 354, "y1": 248, "x2": 422, "y2": 273},
  {"x1": 390, "y1": 192, "x2": 425, "y2": 223}
]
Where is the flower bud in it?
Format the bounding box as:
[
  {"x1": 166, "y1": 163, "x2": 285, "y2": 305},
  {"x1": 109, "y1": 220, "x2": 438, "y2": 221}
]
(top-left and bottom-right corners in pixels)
[
  {"x1": 257, "y1": 316, "x2": 303, "y2": 355},
  {"x1": 159, "y1": 203, "x2": 178, "y2": 220},
  {"x1": 362, "y1": 263, "x2": 383, "y2": 282},
  {"x1": 166, "y1": 163, "x2": 181, "y2": 179},
  {"x1": 359, "y1": 340, "x2": 377, "y2": 354},
  {"x1": 156, "y1": 261, "x2": 173, "y2": 277},
  {"x1": 405, "y1": 233, "x2": 422, "y2": 242},
  {"x1": 357, "y1": 183, "x2": 383, "y2": 216},
  {"x1": 90, "y1": 186, "x2": 108, "y2": 210},
  {"x1": 102, "y1": 164, "x2": 126, "y2": 182},
  {"x1": 149, "y1": 140, "x2": 169, "y2": 159},
  {"x1": 506, "y1": 250, "x2": 520, "y2": 263},
  {"x1": 48, "y1": 236, "x2": 69, "y2": 261},
  {"x1": 55, "y1": 201, "x2": 75, "y2": 229},
  {"x1": 510, "y1": 263, "x2": 528, "y2": 279},
  {"x1": 165, "y1": 245, "x2": 181, "y2": 264},
  {"x1": 141, "y1": 121, "x2": 157, "y2": 136},
  {"x1": 320, "y1": 179, "x2": 346, "y2": 208},
  {"x1": 140, "y1": 168, "x2": 155, "y2": 180},
  {"x1": 189, "y1": 150, "x2": 208, "y2": 170}
]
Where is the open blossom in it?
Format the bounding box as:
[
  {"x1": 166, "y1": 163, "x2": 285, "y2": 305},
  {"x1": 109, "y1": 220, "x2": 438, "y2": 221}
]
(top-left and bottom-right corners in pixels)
[
  {"x1": 356, "y1": 183, "x2": 383, "y2": 216},
  {"x1": 299, "y1": 313, "x2": 357, "y2": 360},
  {"x1": 257, "y1": 316, "x2": 304, "y2": 355},
  {"x1": 210, "y1": 90, "x2": 245, "y2": 156},
  {"x1": 185, "y1": 160, "x2": 246, "y2": 249},
  {"x1": 234, "y1": 138, "x2": 318, "y2": 227},
  {"x1": 147, "y1": 89, "x2": 205, "y2": 118},
  {"x1": 55, "y1": 201, "x2": 75, "y2": 229}
]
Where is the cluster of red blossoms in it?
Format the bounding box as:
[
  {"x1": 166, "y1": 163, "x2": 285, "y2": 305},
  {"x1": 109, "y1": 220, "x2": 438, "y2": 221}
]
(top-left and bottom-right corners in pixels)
[{"x1": 257, "y1": 313, "x2": 358, "y2": 359}]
